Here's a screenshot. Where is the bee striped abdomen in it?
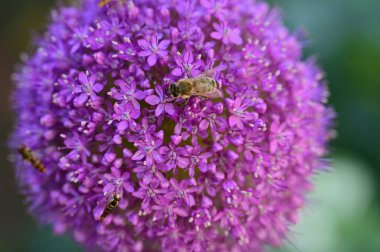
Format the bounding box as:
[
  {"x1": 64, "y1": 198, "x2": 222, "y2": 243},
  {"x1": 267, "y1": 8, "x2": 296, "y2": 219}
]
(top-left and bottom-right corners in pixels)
[
  {"x1": 18, "y1": 145, "x2": 46, "y2": 173},
  {"x1": 100, "y1": 194, "x2": 121, "y2": 221}
]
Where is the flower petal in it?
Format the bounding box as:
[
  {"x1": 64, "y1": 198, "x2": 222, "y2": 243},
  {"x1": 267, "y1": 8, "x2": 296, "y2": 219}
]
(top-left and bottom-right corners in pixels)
[
  {"x1": 171, "y1": 67, "x2": 183, "y2": 77},
  {"x1": 170, "y1": 178, "x2": 180, "y2": 190},
  {"x1": 165, "y1": 103, "x2": 176, "y2": 116},
  {"x1": 183, "y1": 51, "x2": 193, "y2": 64},
  {"x1": 158, "y1": 39, "x2": 170, "y2": 49},
  {"x1": 138, "y1": 50, "x2": 152, "y2": 57},
  {"x1": 152, "y1": 151, "x2": 163, "y2": 163},
  {"x1": 117, "y1": 121, "x2": 128, "y2": 132},
  {"x1": 137, "y1": 39, "x2": 150, "y2": 49},
  {"x1": 132, "y1": 150, "x2": 145, "y2": 160},
  {"x1": 145, "y1": 95, "x2": 160, "y2": 105},
  {"x1": 93, "y1": 201, "x2": 106, "y2": 220},
  {"x1": 147, "y1": 54, "x2": 158, "y2": 66},
  {"x1": 229, "y1": 115, "x2": 239, "y2": 127},
  {"x1": 198, "y1": 162, "x2": 208, "y2": 173},
  {"x1": 199, "y1": 119, "x2": 209, "y2": 131},
  {"x1": 134, "y1": 90, "x2": 147, "y2": 100},
  {"x1": 92, "y1": 83, "x2": 103, "y2": 93},
  {"x1": 74, "y1": 93, "x2": 88, "y2": 107},
  {"x1": 78, "y1": 72, "x2": 88, "y2": 84},
  {"x1": 173, "y1": 207, "x2": 188, "y2": 217},
  {"x1": 210, "y1": 31, "x2": 223, "y2": 40},
  {"x1": 155, "y1": 104, "x2": 164, "y2": 117},
  {"x1": 177, "y1": 157, "x2": 189, "y2": 169}
]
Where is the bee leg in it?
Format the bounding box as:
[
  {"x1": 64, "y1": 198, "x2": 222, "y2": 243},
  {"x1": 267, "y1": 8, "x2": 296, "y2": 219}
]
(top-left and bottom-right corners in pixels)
[
  {"x1": 183, "y1": 98, "x2": 190, "y2": 106},
  {"x1": 165, "y1": 97, "x2": 176, "y2": 103},
  {"x1": 185, "y1": 68, "x2": 192, "y2": 78},
  {"x1": 174, "y1": 100, "x2": 186, "y2": 106},
  {"x1": 174, "y1": 98, "x2": 189, "y2": 106}
]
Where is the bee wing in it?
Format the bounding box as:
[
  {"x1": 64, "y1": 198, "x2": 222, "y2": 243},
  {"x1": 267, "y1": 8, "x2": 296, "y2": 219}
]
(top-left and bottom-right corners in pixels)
[
  {"x1": 198, "y1": 69, "x2": 216, "y2": 78},
  {"x1": 192, "y1": 87, "x2": 223, "y2": 98},
  {"x1": 204, "y1": 88, "x2": 223, "y2": 98}
]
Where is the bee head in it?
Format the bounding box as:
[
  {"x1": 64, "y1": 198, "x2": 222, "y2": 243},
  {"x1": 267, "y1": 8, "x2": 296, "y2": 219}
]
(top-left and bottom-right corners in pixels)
[{"x1": 170, "y1": 83, "x2": 179, "y2": 97}]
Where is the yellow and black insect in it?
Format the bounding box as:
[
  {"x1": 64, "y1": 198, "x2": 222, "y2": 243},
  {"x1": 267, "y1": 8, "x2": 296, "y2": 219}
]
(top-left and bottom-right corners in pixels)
[
  {"x1": 100, "y1": 193, "x2": 121, "y2": 221},
  {"x1": 98, "y1": 0, "x2": 125, "y2": 7},
  {"x1": 170, "y1": 69, "x2": 223, "y2": 99},
  {"x1": 98, "y1": 0, "x2": 113, "y2": 7},
  {"x1": 18, "y1": 145, "x2": 46, "y2": 173}
]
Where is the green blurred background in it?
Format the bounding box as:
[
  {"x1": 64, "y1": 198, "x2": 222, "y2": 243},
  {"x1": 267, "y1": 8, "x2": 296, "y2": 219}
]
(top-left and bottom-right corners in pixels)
[{"x1": 0, "y1": 0, "x2": 379, "y2": 251}]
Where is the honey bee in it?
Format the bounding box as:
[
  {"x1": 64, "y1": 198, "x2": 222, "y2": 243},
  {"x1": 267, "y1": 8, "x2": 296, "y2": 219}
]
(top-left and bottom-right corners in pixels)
[
  {"x1": 98, "y1": 0, "x2": 112, "y2": 7},
  {"x1": 170, "y1": 69, "x2": 223, "y2": 99},
  {"x1": 100, "y1": 193, "x2": 121, "y2": 221},
  {"x1": 18, "y1": 145, "x2": 46, "y2": 173},
  {"x1": 98, "y1": 0, "x2": 124, "y2": 7}
]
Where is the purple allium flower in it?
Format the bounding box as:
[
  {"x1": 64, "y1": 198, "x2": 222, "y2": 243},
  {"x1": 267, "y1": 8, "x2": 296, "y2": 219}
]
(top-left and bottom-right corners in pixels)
[
  {"x1": 108, "y1": 79, "x2": 146, "y2": 109},
  {"x1": 138, "y1": 34, "x2": 170, "y2": 66},
  {"x1": 172, "y1": 51, "x2": 203, "y2": 77},
  {"x1": 211, "y1": 22, "x2": 243, "y2": 45},
  {"x1": 10, "y1": 0, "x2": 334, "y2": 251},
  {"x1": 145, "y1": 84, "x2": 176, "y2": 117},
  {"x1": 112, "y1": 102, "x2": 140, "y2": 132}
]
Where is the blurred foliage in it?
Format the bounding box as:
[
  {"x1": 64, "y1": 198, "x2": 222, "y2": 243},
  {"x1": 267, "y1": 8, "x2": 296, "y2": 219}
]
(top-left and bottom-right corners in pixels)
[
  {"x1": 0, "y1": 0, "x2": 379, "y2": 251},
  {"x1": 269, "y1": 156, "x2": 380, "y2": 252}
]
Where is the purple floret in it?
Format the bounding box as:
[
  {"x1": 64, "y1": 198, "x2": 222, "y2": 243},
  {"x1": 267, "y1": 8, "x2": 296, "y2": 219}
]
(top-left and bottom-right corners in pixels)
[{"x1": 10, "y1": 0, "x2": 334, "y2": 251}]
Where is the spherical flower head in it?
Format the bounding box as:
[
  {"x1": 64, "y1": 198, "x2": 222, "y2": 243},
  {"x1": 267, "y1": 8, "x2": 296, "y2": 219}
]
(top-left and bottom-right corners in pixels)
[{"x1": 10, "y1": 0, "x2": 335, "y2": 251}]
